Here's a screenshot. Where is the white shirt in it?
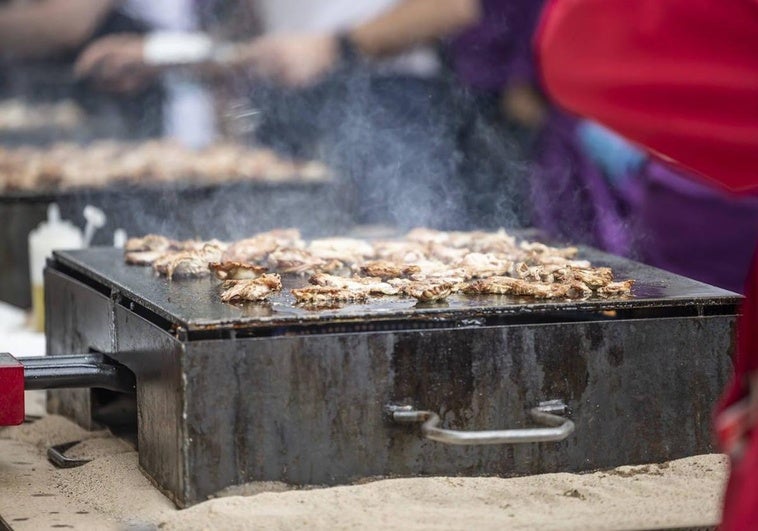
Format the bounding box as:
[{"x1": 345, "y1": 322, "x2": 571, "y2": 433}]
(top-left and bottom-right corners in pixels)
[
  {"x1": 257, "y1": 0, "x2": 395, "y2": 33},
  {"x1": 255, "y1": 0, "x2": 440, "y2": 77},
  {"x1": 120, "y1": 0, "x2": 216, "y2": 148},
  {"x1": 121, "y1": 0, "x2": 199, "y2": 31}
]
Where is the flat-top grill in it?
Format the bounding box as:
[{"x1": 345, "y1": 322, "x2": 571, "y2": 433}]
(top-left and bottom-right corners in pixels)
[
  {"x1": 53, "y1": 247, "x2": 733, "y2": 334},
  {"x1": 42, "y1": 247, "x2": 738, "y2": 507}
]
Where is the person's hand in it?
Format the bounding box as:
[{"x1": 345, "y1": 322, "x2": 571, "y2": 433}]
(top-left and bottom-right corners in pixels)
[
  {"x1": 74, "y1": 34, "x2": 157, "y2": 93},
  {"x1": 500, "y1": 83, "x2": 548, "y2": 131},
  {"x1": 236, "y1": 33, "x2": 339, "y2": 88}
]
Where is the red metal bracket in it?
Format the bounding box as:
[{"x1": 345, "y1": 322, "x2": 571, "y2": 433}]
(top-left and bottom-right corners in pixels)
[{"x1": 0, "y1": 352, "x2": 24, "y2": 426}]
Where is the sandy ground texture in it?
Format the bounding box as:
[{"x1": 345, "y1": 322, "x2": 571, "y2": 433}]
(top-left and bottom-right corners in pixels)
[{"x1": 0, "y1": 415, "x2": 727, "y2": 531}]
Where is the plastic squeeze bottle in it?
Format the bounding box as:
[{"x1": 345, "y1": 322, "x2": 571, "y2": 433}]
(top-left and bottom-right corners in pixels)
[{"x1": 28, "y1": 204, "x2": 83, "y2": 331}]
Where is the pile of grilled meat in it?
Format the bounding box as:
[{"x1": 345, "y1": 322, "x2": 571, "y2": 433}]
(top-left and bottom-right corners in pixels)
[
  {"x1": 0, "y1": 140, "x2": 329, "y2": 192},
  {"x1": 123, "y1": 228, "x2": 634, "y2": 307}
]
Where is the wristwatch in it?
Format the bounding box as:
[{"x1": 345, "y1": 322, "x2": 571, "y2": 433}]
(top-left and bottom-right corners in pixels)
[{"x1": 336, "y1": 33, "x2": 360, "y2": 65}]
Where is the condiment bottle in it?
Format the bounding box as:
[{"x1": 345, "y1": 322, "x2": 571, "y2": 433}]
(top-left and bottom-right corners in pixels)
[{"x1": 28, "y1": 204, "x2": 83, "y2": 332}]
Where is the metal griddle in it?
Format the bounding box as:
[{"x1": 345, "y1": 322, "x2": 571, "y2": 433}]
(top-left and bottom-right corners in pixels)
[
  {"x1": 52, "y1": 247, "x2": 738, "y2": 334},
  {"x1": 43, "y1": 246, "x2": 740, "y2": 508}
]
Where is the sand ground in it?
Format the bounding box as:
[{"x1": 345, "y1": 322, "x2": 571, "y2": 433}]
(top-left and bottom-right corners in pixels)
[{"x1": 0, "y1": 415, "x2": 727, "y2": 531}]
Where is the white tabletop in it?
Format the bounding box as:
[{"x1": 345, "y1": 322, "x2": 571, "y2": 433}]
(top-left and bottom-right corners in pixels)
[
  {"x1": 1, "y1": 302, "x2": 46, "y2": 416},
  {"x1": 0, "y1": 302, "x2": 45, "y2": 358}
]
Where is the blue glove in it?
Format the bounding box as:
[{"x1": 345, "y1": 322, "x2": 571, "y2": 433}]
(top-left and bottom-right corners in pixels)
[{"x1": 576, "y1": 120, "x2": 646, "y2": 185}]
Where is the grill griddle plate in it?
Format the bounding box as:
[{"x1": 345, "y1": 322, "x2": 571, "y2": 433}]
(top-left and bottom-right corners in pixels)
[{"x1": 52, "y1": 248, "x2": 740, "y2": 334}]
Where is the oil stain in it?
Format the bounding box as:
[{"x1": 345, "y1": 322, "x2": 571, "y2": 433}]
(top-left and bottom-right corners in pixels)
[
  {"x1": 391, "y1": 330, "x2": 475, "y2": 427},
  {"x1": 607, "y1": 345, "x2": 624, "y2": 367},
  {"x1": 537, "y1": 326, "x2": 589, "y2": 402}
]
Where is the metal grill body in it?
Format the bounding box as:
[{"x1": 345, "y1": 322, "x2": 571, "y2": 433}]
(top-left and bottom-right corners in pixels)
[{"x1": 46, "y1": 248, "x2": 738, "y2": 507}]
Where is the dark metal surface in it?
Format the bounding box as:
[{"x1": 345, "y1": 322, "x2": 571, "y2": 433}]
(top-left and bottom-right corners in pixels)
[
  {"x1": 52, "y1": 247, "x2": 740, "y2": 334},
  {"x1": 174, "y1": 315, "x2": 733, "y2": 504},
  {"x1": 23, "y1": 354, "x2": 135, "y2": 393}
]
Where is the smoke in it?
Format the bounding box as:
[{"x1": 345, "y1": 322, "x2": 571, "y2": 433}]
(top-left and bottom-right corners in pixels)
[
  {"x1": 239, "y1": 65, "x2": 530, "y2": 233},
  {"x1": 40, "y1": 56, "x2": 531, "y2": 243}
]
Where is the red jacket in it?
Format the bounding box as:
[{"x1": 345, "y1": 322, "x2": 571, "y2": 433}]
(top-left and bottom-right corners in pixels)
[
  {"x1": 536, "y1": 2, "x2": 758, "y2": 529},
  {"x1": 537, "y1": 0, "x2": 758, "y2": 194}
]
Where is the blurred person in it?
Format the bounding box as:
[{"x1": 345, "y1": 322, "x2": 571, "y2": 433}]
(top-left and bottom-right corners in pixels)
[
  {"x1": 0, "y1": 0, "x2": 163, "y2": 140},
  {"x1": 537, "y1": 1, "x2": 758, "y2": 528},
  {"x1": 0, "y1": 0, "x2": 165, "y2": 138},
  {"x1": 495, "y1": 0, "x2": 758, "y2": 294},
  {"x1": 230, "y1": 0, "x2": 486, "y2": 229},
  {"x1": 75, "y1": 0, "x2": 216, "y2": 147},
  {"x1": 73, "y1": 0, "x2": 484, "y2": 228},
  {"x1": 445, "y1": 0, "x2": 637, "y2": 253},
  {"x1": 0, "y1": 0, "x2": 216, "y2": 146},
  {"x1": 576, "y1": 113, "x2": 758, "y2": 295},
  {"x1": 74, "y1": 1, "x2": 538, "y2": 230},
  {"x1": 633, "y1": 161, "x2": 758, "y2": 294},
  {"x1": 0, "y1": 0, "x2": 115, "y2": 60}
]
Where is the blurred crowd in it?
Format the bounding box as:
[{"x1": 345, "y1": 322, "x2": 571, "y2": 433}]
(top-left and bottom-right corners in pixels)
[{"x1": 2, "y1": 0, "x2": 757, "y2": 293}]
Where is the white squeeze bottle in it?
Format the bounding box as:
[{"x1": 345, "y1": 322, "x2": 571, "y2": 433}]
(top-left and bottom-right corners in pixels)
[{"x1": 28, "y1": 204, "x2": 84, "y2": 331}]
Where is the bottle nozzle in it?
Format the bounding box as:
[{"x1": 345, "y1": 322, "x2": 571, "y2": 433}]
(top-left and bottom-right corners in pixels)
[{"x1": 47, "y1": 203, "x2": 61, "y2": 225}]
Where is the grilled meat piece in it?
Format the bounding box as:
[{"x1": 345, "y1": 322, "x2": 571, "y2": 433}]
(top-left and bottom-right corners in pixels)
[
  {"x1": 464, "y1": 277, "x2": 525, "y2": 296},
  {"x1": 458, "y1": 253, "x2": 514, "y2": 279},
  {"x1": 220, "y1": 274, "x2": 282, "y2": 302},
  {"x1": 221, "y1": 229, "x2": 303, "y2": 263},
  {"x1": 404, "y1": 259, "x2": 450, "y2": 278},
  {"x1": 406, "y1": 228, "x2": 520, "y2": 254},
  {"x1": 561, "y1": 281, "x2": 594, "y2": 299},
  {"x1": 153, "y1": 244, "x2": 224, "y2": 279},
  {"x1": 514, "y1": 262, "x2": 546, "y2": 282},
  {"x1": 464, "y1": 230, "x2": 519, "y2": 254},
  {"x1": 597, "y1": 280, "x2": 635, "y2": 297},
  {"x1": 359, "y1": 261, "x2": 421, "y2": 280},
  {"x1": 427, "y1": 243, "x2": 470, "y2": 263},
  {"x1": 308, "y1": 238, "x2": 375, "y2": 264},
  {"x1": 125, "y1": 238, "x2": 228, "y2": 266},
  {"x1": 555, "y1": 266, "x2": 614, "y2": 288},
  {"x1": 371, "y1": 241, "x2": 428, "y2": 263},
  {"x1": 209, "y1": 261, "x2": 268, "y2": 280},
  {"x1": 389, "y1": 278, "x2": 458, "y2": 301},
  {"x1": 310, "y1": 273, "x2": 399, "y2": 296},
  {"x1": 464, "y1": 276, "x2": 591, "y2": 299},
  {"x1": 535, "y1": 255, "x2": 592, "y2": 269},
  {"x1": 407, "y1": 281, "x2": 455, "y2": 302},
  {"x1": 125, "y1": 250, "x2": 168, "y2": 266},
  {"x1": 125, "y1": 234, "x2": 174, "y2": 253},
  {"x1": 519, "y1": 241, "x2": 579, "y2": 258},
  {"x1": 267, "y1": 248, "x2": 343, "y2": 275},
  {"x1": 124, "y1": 234, "x2": 177, "y2": 265},
  {"x1": 291, "y1": 286, "x2": 370, "y2": 305}
]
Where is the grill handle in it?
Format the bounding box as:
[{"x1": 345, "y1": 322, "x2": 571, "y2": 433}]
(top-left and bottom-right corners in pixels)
[
  {"x1": 1, "y1": 352, "x2": 136, "y2": 427},
  {"x1": 388, "y1": 400, "x2": 574, "y2": 445},
  {"x1": 22, "y1": 354, "x2": 135, "y2": 393}
]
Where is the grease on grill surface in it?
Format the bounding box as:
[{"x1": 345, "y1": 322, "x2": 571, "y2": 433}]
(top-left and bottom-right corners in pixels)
[{"x1": 123, "y1": 228, "x2": 635, "y2": 307}]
